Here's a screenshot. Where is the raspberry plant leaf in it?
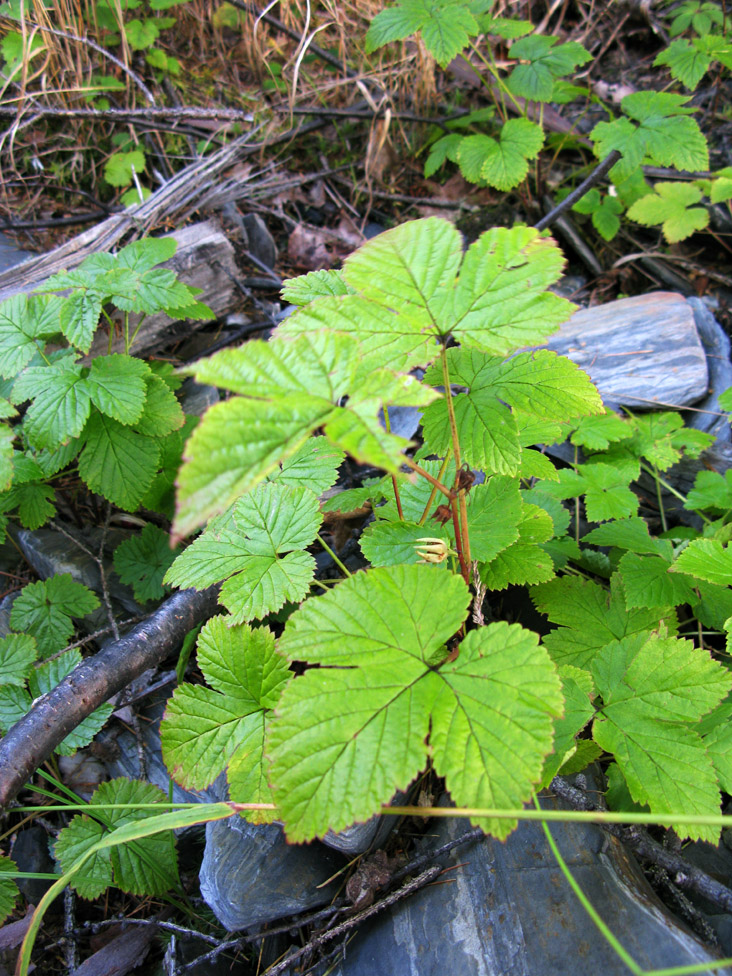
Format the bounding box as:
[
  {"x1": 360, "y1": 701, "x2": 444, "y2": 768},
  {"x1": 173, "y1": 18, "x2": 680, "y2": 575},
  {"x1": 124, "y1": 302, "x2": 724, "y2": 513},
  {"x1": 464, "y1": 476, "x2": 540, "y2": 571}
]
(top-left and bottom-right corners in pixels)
[
  {"x1": 86, "y1": 354, "x2": 150, "y2": 426},
  {"x1": 0, "y1": 294, "x2": 64, "y2": 379},
  {"x1": 456, "y1": 119, "x2": 544, "y2": 191},
  {"x1": 654, "y1": 38, "x2": 712, "y2": 90},
  {"x1": 0, "y1": 856, "x2": 19, "y2": 925},
  {"x1": 478, "y1": 502, "x2": 555, "y2": 590},
  {"x1": 173, "y1": 332, "x2": 436, "y2": 538},
  {"x1": 9, "y1": 574, "x2": 100, "y2": 657},
  {"x1": 12, "y1": 355, "x2": 91, "y2": 450},
  {"x1": 541, "y1": 665, "x2": 596, "y2": 785},
  {"x1": 265, "y1": 437, "x2": 344, "y2": 494},
  {"x1": 671, "y1": 539, "x2": 732, "y2": 586},
  {"x1": 532, "y1": 575, "x2": 675, "y2": 671},
  {"x1": 269, "y1": 565, "x2": 562, "y2": 841},
  {"x1": 506, "y1": 35, "x2": 592, "y2": 101},
  {"x1": 365, "y1": 0, "x2": 479, "y2": 66},
  {"x1": 618, "y1": 553, "x2": 699, "y2": 609},
  {"x1": 627, "y1": 182, "x2": 709, "y2": 243},
  {"x1": 0, "y1": 633, "x2": 36, "y2": 687},
  {"x1": 166, "y1": 482, "x2": 322, "y2": 623},
  {"x1": 78, "y1": 412, "x2": 160, "y2": 511},
  {"x1": 281, "y1": 268, "x2": 351, "y2": 304},
  {"x1": 685, "y1": 469, "x2": 732, "y2": 513},
  {"x1": 29, "y1": 650, "x2": 114, "y2": 755},
  {"x1": 113, "y1": 523, "x2": 180, "y2": 603},
  {"x1": 360, "y1": 519, "x2": 451, "y2": 567},
  {"x1": 422, "y1": 348, "x2": 602, "y2": 475},
  {"x1": 54, "y1": 779, "x2": 178, "y2": 898},
  {"x1": 277, "y1": 219, "x2": 575, "y2": 363},
  {"x1": 161, "y1": 616, "x2": 288, "y2": 820},
  {"x1": 591, "y1": 633, "x2": 731, "y2": 842},
  {"x1": 591, "y1": 92, "x2": 708, "y2": 182}
]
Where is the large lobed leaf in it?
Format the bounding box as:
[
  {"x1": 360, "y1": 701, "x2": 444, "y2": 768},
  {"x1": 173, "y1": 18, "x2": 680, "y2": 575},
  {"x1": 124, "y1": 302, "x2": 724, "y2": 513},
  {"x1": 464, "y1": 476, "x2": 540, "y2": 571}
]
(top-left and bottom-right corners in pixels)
[
  {"x1": 174, "y1": 332, "x2": 436, "y2": 538},
  {"x1": 592, "y1": 632, "x2": 731, "y2": 842},
  {"x1": 268, "y1": 564, "x2": 562, "y2": 841},
  {"x1": 166, "y1": 482, "x2": 322, "y2": 622},
  {"x1": 161, "y1": 617, "x2": 288, "y2": 820}
]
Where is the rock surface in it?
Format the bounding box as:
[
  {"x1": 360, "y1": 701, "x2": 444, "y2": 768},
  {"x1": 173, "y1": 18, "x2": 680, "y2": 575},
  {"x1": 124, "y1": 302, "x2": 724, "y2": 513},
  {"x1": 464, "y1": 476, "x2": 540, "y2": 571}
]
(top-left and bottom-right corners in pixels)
[
  {"x1": 328, "y1": 803, "x2": 722, "y2": 976},
  {"x1": 199, "y1": 815, "x2": 345, "y2": 931},
  {"x1": 542, "y1": 291, "x2": 709, "y2": 409}
]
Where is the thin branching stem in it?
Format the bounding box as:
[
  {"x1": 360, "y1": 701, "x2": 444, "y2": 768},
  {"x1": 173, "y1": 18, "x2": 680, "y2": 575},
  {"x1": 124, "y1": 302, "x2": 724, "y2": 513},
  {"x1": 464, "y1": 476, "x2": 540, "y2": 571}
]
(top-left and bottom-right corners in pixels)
[
  {"x1": 317, "y1": 534, "x2": 351, "y2": 577},
  {"x1": 441, "y1": 347, "x2": 471, "y2": 572},
  {"x1": 383, "y1": 407, "x2": 404, "y2": 520},
  {"x1": 418, "y1": 451, "x2": 452, "y2": 525},
  {"x1": 402, "y1": 457, "x2": 453, "y2": 500}
]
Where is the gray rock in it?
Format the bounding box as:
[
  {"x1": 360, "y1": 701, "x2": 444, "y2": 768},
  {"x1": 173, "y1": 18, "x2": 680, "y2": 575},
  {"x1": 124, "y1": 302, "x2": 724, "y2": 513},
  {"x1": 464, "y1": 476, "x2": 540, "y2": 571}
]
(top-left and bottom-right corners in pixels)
[
  {"x1": 323, "y1": 792, "x2": 407, "y2": 856},
  {"x1": 99, "y1": 694, "x2": 226, "y2": 804},
  {"x1": 10, "y1": 826, "x2": 54, "y2": 905},
  {"x1": 242, "y1": 213, "x2": 277, "y2": 271},
  {"x1": 686, "y1": 297, "x2": 732, "y2": 442},
  {"x1": 199, "y1": 816, "x2": 344, "y2": 931},
  {"x1": 329, "y1": 804, "x2": 722, "y2": 976},
  {"x1": 542, "y1": 291, "x2": 709, "y2": 409}
]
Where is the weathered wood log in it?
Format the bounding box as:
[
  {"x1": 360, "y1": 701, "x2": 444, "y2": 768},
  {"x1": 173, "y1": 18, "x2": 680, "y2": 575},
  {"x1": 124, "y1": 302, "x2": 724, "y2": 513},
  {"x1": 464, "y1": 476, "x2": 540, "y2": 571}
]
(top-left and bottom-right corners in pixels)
[
  {"x1": 87, "y1": 220, "x2": 240, "y2": 357},
  {"x1": 542, "y1": 291, "x2": 709, "y2": 409}
]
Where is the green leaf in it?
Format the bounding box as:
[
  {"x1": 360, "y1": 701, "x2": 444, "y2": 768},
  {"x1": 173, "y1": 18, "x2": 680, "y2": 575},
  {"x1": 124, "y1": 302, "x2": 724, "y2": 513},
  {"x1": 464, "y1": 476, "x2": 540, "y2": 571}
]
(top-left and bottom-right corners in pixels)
[
  {"x1": 281, "y1": 270, "x2": 351, "y2": 305},
  {"x1": 55, "y1": 779, "x2": 177, "y2": 898},
  {"x1": 132, "y1": 375, "x2": 184, "y2": 437},
  {"x1": 542, "y1": 665, "x2": 596, "y2": 784},
  {"x1": 277, "y1": 295, "x2": 440, "y2": 372},
  {"x1": 671, "y1": 538, "x2": 732, "y2": 585},
  {"x1": 58, "y1": 289, "x2": 103, "y2": 353},
  {"x1": 139, "y1": 415, "x2": 197, "y2": 517},
  {"x1": 570, "y1": 412, "x2": 630, "y2": 450},
  {"x1": 116, "y1": 236, "x2": 177, "y2": 271},
  {"x1": 0, "y1": 633, "x2": 36, "y2": 687},
  {"x1": 2, "y1": 480, "x2": 56, "y2": 529},
  {"x1": 0, "y1": 685, "x2": 31, "y2": 732},
  {"x1": 268, "y1": 565, "x2": 562, "y2": 840},
  {"x1": 654, "y1": 38, "x2": 711, "y2": 90},
  {"x1": 174, "y1": 332, "x2": 435, "y2": 538},
  {"x1": 10, "y1": 575, "x2": 99, "y2": 657},
  {"x1": 104, "y1": 150, "x2": 146, "y2": 187},
  {"x1": 13, "y1": 356, "x2": 91, "y2": 450},
  {"x1": 532, "y1": 575, "x2": 675, "y2": 670},
  {"x1": 79, "y1": 412, "x2": 160, "y2": 511},
  {"x1": 422, "y1": 348, "x2": 601, "y2": 476},
  {"x1": 0, "y1": 294, "x2": 61, "y2": 379},
  {"x1": 124, "y1": 17, "x2": 158, "y2": 50},
  {"x1": 360, "y1": 519, "x2": 450, "y2": 567},
  {"x1": 365, "y1": 0, "x2": 479, "y2": 66},
  {"x1": 113, "y1": 524, "x2": 179, "y2": 603},
  {"x1": 478, "y1": 502, "x2": 555, "y2": 590},
  {"x1": 552, "y1": 461, "x2": 639, "y2": 522},
  {"x1": 53, "y1": 817, "x2": 111, "y2": 899},
  {"x1": 461, "y1": 477, "x2": 523, "y2": 562},
  {"x1": 457, "y1": 119, "x2": 544, "y2": 190},
  {"x1": 627, "y1": 182, "x2": 709, "y2": 243},
  {"x1": 685, "y1": 469, "x2": 732, "y2": 513},
  {"x1": 0, "y1": 855, "x2": 19, "y2": 924},
  {"x1": 592, "y1": 633, "x2": 730, "y2": 842},
  {"x1": 166, "y1": 483, "x2": 322, "y2": 623},
  {"x1": 161, "y1": 617, "x2": 288, "y2": 819},
  {"x1": 280, "y1": 219, "x2": 573, "y2": 359},
  {"x1": 507, "y1": 35, "x2": 592, "y2": 101},
  {"x1": 480, "y1": 15, "x2": 533, "y2": 38},
  {"x1": 618, "y1": 552, "x2": 698, "y2": 609},
  {"x1": 86, "y1": 354, "x2": 150, "y2": 425},
  {"x1": 265, "y1": 436, "x2": 344, "y2": 494},
  {"x1": 592, "y1": 92, "x2": 708, "y2": 181},
  {"x1": 583, "y1": 518, "x2": 670, "y2": 556},
  {"x1": 424, "y1": 133, "x2": 463, "y2": 177}
]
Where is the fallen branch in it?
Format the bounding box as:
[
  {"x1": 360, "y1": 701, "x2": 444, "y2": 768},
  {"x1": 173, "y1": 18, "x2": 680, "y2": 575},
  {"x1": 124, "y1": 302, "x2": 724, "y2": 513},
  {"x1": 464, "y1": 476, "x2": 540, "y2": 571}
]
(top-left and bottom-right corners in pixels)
[
  {"x1": 0, "y1": 586, "x2": 219, "y2": 809},
  {"x1": 551, "y1": 776, "x2": 732, "y2": 915}
]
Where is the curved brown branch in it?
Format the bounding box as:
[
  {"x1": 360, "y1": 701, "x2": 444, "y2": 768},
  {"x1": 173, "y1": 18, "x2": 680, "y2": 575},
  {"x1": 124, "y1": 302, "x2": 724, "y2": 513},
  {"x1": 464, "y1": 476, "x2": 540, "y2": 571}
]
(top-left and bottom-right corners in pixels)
[{"x1": 0, "y1": 586, "x2": 219, "y2": 809}]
